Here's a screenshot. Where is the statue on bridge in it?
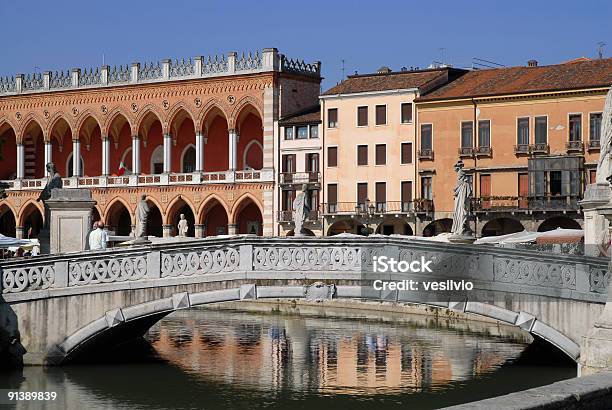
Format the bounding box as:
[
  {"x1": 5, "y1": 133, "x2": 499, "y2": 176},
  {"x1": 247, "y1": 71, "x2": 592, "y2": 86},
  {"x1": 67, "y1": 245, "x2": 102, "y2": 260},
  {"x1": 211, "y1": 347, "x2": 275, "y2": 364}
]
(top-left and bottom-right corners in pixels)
[
  {"x1": 293, "y1": 184, "x2": 310, "y2": 237},
  {"x1": 596, "y1": 86, "x2": 612, "y2": 184},
  {"x1": 135, "y1": 194, "x2": 150, "y2": 238},
  {"x1": 450, "y1": 160, "x2": 474, "y2": 242},
  {"x1": 36, "y1": 162, "x2": 63, "y2": 229},
  {"x1": 177, "y1": 214, "x2": 188, "y2": 237}
]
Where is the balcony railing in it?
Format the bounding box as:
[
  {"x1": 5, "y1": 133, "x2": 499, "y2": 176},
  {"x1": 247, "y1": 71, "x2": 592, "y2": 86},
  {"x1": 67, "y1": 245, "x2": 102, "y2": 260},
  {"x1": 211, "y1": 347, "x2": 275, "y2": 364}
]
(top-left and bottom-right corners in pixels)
[
  {"x1": 588, "y1": 140, "x2": 601, "y2": 151},
  {"x1": 514, "y1": 144, "x2": 530, "y2": 155},
  {"x1": 277, "y1": 209, "x2": 320, "y2": 223},
  {"x1": 472, "y1": 195, "x2": 580, "y2": 212},
  {"x1": 530, "y1": 143, "x2": 550, "y2": 154},
  {"x1": 474, "y1": 146, "x2": 492, "y2": 157},
  {"x1": 418, "y1": 149, "x2": 434, "y2": 160},
  {"x1": 458, "y1": 147, "x2": 473, "y2": 158},
  {"x1": 2, "y1": 169, "x2": 274, "y2": 191},
  {"x1": 566, "y1": 140, "x2": 584, "y2": 153},
  {"x1": 279, "y1": 172, "x2": 321, "y2": 185},
  {"x1": 322, "y1": 201, "x2": 415, "y2": 215}
]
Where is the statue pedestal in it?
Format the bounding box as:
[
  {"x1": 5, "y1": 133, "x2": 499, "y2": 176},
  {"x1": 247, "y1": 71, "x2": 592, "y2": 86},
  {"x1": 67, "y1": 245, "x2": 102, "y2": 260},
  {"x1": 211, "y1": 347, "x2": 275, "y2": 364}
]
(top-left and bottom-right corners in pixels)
[
  {"x1": 42, "y1": 189, "x2": 96, "y2": 254},
  {"x1": 581, "y1": 183, "x2": 611, "y2": 256}
]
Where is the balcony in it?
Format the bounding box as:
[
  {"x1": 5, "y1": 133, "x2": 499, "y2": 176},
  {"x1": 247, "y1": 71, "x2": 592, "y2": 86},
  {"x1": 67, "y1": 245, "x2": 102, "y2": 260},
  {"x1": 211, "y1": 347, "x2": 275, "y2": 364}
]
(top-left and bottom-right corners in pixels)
[
  {"x1": 530, "y1": 143, "x2": 550, "y2": 154},
  {"x1": 414, "y1": 198, "x2": 434, "y2": 213},
  {"x1": 3, "y1": 169, "x2": 275, "y2": 191},
  {"x1": 458, "y1": 147, "x2": 473, "y2": 158},
  {"x1": 323, "y1": 201, "x2": 415, "y2": 216},
  {"x1": 474, "y1": 146, "x2": 492, "y2": 157},
  {"x1": 514, "y1": 144, "x2": 530, "y2": 155},
  {"x1": 588, "y1": 140, "x2": 601, "y2": 152},
  {"x1": 418, "y1": 149, "x2": 434, "y2": 160},
  {"x1": 472, "y1": 195, "x2": 580, "y2": 213},
  {"x1": 277, "y1": 209, "x2": 320, "y2": 223},
  {"x1": 566, "y1": 140, "x2": 584, "y2": 153},
  {"x1": 279, "y1": 171, "x2": 321, "y2": 186}
]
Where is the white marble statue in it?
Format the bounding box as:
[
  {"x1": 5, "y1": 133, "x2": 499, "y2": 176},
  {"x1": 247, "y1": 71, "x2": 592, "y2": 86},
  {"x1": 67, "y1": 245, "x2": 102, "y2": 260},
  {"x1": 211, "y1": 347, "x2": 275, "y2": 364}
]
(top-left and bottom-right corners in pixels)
[
  {"x1": 596, "y1": 86, "x2": 612, "y2": 184},
  {"x1": 293, "y1": 184, "x2": 310, "y2": 236},
  {"x1": 451, "y1": 160, "x2": 473, "y2": 237},
  {"x1": 177, "y1": 214, "x2": 188, "y2": 237},
  {"x1": 135, "y1": 194, "x2": 149, "y2": 237}
]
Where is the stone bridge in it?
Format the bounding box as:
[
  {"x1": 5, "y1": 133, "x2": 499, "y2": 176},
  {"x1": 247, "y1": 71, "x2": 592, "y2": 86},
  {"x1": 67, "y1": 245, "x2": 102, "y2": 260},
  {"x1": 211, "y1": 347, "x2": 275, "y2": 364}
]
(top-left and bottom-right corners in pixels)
[{"x1": 0, "y1": 236, "x2": 609, "y2": 366}]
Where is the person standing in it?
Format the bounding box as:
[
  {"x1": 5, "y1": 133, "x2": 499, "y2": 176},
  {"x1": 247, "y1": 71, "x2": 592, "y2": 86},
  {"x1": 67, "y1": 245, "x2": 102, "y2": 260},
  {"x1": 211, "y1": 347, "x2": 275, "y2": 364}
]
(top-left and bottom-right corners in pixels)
[{"x1": 89, "y1": 221, "x2": 109, "y2": 251}]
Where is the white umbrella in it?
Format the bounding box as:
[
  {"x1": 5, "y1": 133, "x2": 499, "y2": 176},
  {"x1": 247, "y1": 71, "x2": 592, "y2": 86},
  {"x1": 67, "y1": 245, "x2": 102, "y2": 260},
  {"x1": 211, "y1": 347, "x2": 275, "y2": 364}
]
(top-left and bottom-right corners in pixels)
[{"x1": 0, "y1": 233, "x2": 31, "y2": 248}]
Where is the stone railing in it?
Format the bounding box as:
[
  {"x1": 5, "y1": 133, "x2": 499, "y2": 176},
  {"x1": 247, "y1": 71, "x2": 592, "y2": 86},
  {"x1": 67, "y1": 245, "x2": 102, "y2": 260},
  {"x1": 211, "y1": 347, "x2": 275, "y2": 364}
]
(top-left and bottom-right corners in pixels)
[
  {"x1": 2, "y1": 169, "x2": 274, "y2": 191},
  {"x1": 1, "y1": 236, "x2": 608, "y2": 303},
  {"x1": 0, "y1": 49, "x2": 320, "y2": 96}
]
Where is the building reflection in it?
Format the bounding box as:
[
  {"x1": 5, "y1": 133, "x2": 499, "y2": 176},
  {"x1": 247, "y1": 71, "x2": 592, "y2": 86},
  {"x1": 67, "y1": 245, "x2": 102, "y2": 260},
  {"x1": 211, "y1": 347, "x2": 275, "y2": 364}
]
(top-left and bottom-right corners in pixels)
[{"x1": 149, "y1": 311, "x2": 525, "y2": 395}]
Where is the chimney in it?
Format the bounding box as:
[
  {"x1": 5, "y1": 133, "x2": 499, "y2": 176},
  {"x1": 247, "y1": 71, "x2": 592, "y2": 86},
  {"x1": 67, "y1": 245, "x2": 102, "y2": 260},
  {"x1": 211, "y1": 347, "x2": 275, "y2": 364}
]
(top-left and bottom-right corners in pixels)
[
  {"x1": 377, "y1": 66, "x2": 392, "y2": 74},
  {"x1": 527, "y1": 59, "x2": 538, "y2": 67}
]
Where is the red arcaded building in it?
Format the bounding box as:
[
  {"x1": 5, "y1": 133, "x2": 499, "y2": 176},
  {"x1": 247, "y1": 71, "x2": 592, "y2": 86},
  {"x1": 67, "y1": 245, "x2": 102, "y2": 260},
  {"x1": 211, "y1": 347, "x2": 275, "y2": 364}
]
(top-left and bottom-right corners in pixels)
[{"x1": 0, "y1": 48, "x2": 321, "y2": 239}]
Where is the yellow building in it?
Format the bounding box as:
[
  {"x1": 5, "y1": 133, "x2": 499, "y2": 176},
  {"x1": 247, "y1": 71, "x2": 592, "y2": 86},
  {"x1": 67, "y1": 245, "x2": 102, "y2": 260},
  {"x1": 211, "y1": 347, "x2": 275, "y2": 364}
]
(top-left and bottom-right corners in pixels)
[
  {"x1": 415, "y1": 58, "x2": 612, "y2": 236},
  {"x1": 320, "y1": 66, "x2": 464, "y2": 236}
]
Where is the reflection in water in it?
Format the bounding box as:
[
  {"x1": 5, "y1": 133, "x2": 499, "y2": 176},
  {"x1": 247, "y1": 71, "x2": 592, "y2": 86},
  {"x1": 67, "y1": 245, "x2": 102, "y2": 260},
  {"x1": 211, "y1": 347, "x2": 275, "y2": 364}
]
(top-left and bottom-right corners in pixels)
[{"x1": 0, "y1": 309, "x2": 575, "y2": 410}]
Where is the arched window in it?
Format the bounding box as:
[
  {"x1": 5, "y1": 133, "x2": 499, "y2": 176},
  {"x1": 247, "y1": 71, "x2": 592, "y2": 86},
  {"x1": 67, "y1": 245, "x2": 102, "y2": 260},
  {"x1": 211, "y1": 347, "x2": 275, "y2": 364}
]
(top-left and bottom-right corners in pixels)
[
  {"x1": 181, "y1": 145, "x2": 196, "y2": 173},
  {"x1": 66, "y1": 153, "x2": 85, "y2": 177},
  {"x1": 150, "y1": 145, "x2": 164, "y2": 174}
]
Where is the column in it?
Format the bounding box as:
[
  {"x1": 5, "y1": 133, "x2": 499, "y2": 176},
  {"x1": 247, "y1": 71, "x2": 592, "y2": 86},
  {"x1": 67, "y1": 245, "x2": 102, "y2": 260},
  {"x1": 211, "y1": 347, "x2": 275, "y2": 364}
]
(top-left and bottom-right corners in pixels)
[
  {"x1": 16, "y1": 143, "x2": 24, "y2": 179},
  {"x1": 72, "y1": 138, "x2": 81, "y2": 177},
  {"x1": 162, "y1": 224, "x2": 173, "y2": 238},
  {"x1": 195, "y1": 224, "x2": 205, "y2": 238},
  {"x1": 227, "y1": 223, "x2": 238, "y2": 235},
  {"x1": 44, "y1": 141, "x2": 52, "y2": 175},
  {"x1": 228, "y1": 129, "x2": 238, "y2": 170},
  {"x1": 195, "y1": 132, "x2": 205, "y2": 172},
  {"x1": 132, "y1": 136, "x2": 140, "y2": 174},
  {"x1": 102, "y1": 136, "x2": 110, "y2": 176},
  {"x1": 15, "y1": 227, "x2": 25, "y2": 240},
  {"x1": 163, "y1": 133, "x2": 172, "y2": 173}
]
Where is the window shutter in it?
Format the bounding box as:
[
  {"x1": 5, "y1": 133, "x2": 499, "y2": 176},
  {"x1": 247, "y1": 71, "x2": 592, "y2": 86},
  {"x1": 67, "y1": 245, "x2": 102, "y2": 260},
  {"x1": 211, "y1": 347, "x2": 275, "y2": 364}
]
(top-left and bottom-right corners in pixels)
[
  {"x1": 357, "y1": 145, "x2": 368, "y2": 165},
  {"x1": 327, "y1": 147, "x2": 337, "y2": 167},
  {"x1": 358, "y1": 106, "x2": 368, "y2": 126},
  {"x1": 375, "y1": 144, "x2": 386, "y2": 165}
]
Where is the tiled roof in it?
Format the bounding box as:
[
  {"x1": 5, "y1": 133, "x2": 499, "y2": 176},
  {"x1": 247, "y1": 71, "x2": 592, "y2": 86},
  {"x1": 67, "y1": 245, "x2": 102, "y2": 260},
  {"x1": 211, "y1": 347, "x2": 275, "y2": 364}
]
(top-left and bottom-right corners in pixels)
[
  {"x1": 279, "y1": 104, "x2": 321, "y2": 125},
  {"x1": 321, "y1": 68, "x2": 456, "y2": 96},
  {"x1": 418, "y1": 58, "x2": 612, "y2": 101}
]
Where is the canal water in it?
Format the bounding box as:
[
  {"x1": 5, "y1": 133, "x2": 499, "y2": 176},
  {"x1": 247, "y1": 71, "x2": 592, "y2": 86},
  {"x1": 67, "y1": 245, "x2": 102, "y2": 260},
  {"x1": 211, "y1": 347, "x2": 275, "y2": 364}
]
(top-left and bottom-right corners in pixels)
[{"x1": 2, "y1": 308, "x2": 575, "y2": 409}]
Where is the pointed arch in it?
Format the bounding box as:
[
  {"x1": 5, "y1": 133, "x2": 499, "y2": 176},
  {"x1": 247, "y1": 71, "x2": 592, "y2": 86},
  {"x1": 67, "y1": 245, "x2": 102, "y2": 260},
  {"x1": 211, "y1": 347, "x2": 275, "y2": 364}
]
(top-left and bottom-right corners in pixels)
[
  {"x1": 0, "y1": 116, "x2": 18, "y2": 138},
  {"x1": 135, "y1": 104, "x2": 166, "y2": 138},
  {"x1": 17, "y1": 113, "x2": 44, "y2": 143},
  {"x1": 75, "y1": 111, "x2": 102, "y2": 142},
  {"x1": 230, "y1": 192, "x2": 263, "y2": 224},
  {"x1": 17, "y1": 199, "x2": 44, "y2": 227},
  {"x1": 167, "y1": 102, "x2": 196, "y2": 135},
  {"x1": 242, "y1": 139, "x2": 263, "y2": 170},
  {"x1": 197, "y1": 99, "x2": 229, "y2": 133},
  {"x1": 103, "y1": 107, "x2": 134, "y2": 140},
  {"x1": 229, "y1": 96, "x2": 263, "y2": 130},
  {"x1": 180, "y1": 144, "x2": 196, "y2": 172},
  {"x1": 197, "y1": 194, "x2": 231, "y2": 224},
  {"x1": 103, "y1": 197, "x2": 134, "y2": 223},
  {"x1": 149, "y1": 145, "x2": 163, "y2": 174},
  {"x1": 46, "y1": 112, "x2": 74, "y2": 142},
  {"x1": 164, "y1": 195, "x2": 196, "y2": 224},
  {"x1": 0, "y1": 202, "x2": 17, "y2": 238}
]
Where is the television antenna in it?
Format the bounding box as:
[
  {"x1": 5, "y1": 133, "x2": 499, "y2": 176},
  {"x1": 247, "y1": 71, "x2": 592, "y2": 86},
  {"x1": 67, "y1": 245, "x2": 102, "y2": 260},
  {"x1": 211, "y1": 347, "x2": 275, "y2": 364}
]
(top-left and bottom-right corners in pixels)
[{"x1": 597, "y1": 42, "x2": 606, "y2": 59}]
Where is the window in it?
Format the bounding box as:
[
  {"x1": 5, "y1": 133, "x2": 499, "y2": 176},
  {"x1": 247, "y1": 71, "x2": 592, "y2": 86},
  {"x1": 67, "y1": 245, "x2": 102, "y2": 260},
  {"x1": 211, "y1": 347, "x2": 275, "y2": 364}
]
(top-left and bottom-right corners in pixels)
[
  {"x1": 550, "y1": 171, "x2": 562, "y2": 196},
  {"x1": 569, "y1": 114, "x2": 582, "y2": 142},
  {"x1": 282, "y1": 190, "x2": 295, "y2": 212},
  {"x1": 478, "y1": 120, "x2": 491, "y2": 147},
  {"x1": 282, "y1": 154, "x2": 296, "y2": 173},
  {"x1": 421, "y1": 124, "x2": 432, "y2": 150},
  {"x1": 357, "y1": 145, "x2": 368, "y2": 166},
  {"x1": 517, "y1": 118, "x2": 529, "y2": 145},
  {"x1": 310, "y1": 124, "x2": 319, "y2": 139},
  {"x1": 284, "y1": 127, "x2": 294, "y2": 140},
  {"x1": 535, "y1": 116, "x2": 547, "y2": 144},
  {"x1": 306, "y1": 153, "x2": 319, "y2": 173},
  {"x1": 296, "y1": 126, "x2": 308, "y2": 139},
  {"x1": 327, "y1": 146, "x2": 338, "y2": 167},
  {"x1": 590, "y1": 169, "x2": 597, "y2": 184},
  {"x1": 375, "y1": 105, "x2": 386, "y2": 125},
  {"x1": 357, "y1": 183, "x2": 368, "y2": 205},
  {"x1": 590, "y1": 113, "x2": 602, "y2": 142},
  {"x1": 421, "y1": 176, "x2": 432, "y2": 200},
  {"x1": 401, "y1": 142, "x2": 413, "y2": 164},
  {"x1": 375, "y1": 144, "x2": 386, "y2": 165},
  {"x1": 401, "y1": 103, "x2": 412, "y2": 123},
  {"x1": 328, "y1": 108, "x2": 338, "y2": 128},
  {"x1": 357, "y1": 106, "x2": 368, "y2": 126},
  {"x1": 401, "y1": 181, "x2": 413, "y2": 211},
  {"x1": 327, "y1": 183, "x2": 337, "y2": 212},
  {"x1": 461, "y1": 121, "x2": 473, "y2": 148},
  {"x1": 375, "y1": 182, "x2": 386, "y2": 212}
]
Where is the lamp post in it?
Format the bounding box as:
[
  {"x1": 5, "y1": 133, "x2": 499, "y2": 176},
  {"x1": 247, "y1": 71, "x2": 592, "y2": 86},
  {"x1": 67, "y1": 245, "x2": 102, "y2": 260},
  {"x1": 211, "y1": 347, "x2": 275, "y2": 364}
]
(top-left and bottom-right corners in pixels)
[{"x1": 355, "y1": 198, "x2": 376, "y2": 235}]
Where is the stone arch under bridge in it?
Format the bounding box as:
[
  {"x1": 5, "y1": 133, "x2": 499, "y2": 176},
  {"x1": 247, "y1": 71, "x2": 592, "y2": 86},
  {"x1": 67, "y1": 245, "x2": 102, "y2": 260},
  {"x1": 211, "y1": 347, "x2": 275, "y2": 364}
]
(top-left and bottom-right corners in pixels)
[{"x1": 1, "y1": 236, "x2": 608, "y2": 365}]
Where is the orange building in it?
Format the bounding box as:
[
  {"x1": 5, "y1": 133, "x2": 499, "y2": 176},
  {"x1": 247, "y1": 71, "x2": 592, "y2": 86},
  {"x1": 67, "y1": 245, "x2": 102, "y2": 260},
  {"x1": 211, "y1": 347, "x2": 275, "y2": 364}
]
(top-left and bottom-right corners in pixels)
[
  {"x1": 414, "y1": 58, "x2": 612, "y2": 236},
  {"x1": 0, "y1": 49, "x2": 321, "y2": 239}
]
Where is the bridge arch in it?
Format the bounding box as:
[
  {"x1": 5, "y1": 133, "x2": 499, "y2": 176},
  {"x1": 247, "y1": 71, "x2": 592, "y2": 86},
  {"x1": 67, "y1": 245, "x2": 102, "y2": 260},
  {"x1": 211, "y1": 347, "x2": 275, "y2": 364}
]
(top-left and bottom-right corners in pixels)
[{"x1": 53, "y1": 285, "x2": 582, "y2": 365}]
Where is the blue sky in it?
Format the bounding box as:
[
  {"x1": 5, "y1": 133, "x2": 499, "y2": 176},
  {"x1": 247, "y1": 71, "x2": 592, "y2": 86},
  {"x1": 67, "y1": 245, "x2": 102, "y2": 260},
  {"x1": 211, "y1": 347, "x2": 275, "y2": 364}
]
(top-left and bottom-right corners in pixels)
[{"x1": 1, "y1": 0, "x2": 610, "y2": 88}]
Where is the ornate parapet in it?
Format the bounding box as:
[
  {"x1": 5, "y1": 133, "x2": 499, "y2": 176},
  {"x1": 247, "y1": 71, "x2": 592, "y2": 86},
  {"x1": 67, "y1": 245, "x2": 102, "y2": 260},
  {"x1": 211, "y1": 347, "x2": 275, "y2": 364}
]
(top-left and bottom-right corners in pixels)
[{"x1": 0, "y1": 48, "x2": 321, "y2": 97}]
